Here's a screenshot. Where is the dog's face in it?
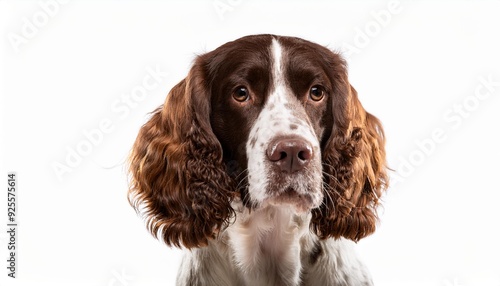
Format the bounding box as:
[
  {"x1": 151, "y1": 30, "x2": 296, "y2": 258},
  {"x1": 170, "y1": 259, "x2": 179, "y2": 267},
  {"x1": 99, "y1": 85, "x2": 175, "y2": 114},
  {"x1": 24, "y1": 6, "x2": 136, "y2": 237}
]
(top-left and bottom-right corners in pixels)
[
  {"x1": 209, "y1": 37, "x2": 336, "y2": 212},
  {"x1": 128, "y1": 35, "x2": 387, "y2": 248}
]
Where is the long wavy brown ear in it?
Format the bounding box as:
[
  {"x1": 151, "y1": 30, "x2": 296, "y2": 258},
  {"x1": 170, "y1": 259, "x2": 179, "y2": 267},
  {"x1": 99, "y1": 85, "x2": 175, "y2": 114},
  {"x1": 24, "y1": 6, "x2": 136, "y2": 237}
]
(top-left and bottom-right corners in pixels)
[
  {"x1": 311, "y1": 66, "x2": 388, "y2": 242},
  {"x1": 128, "y1": 63, "x2": 236, "y2": 248}
]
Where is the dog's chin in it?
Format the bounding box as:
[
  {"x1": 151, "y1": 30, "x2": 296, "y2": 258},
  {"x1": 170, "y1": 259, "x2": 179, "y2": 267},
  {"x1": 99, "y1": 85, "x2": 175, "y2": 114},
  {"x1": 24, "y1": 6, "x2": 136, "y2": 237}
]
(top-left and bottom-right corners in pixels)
[{"x1": 263, "y1": 187, "x2": 323, "y2": 214}]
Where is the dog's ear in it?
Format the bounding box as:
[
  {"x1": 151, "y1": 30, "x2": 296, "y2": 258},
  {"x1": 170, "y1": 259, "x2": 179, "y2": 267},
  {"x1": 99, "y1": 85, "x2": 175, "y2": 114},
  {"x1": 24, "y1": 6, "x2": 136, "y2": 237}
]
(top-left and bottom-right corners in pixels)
[
  {"x1": 128, "y1": 62, "x2": 236, "y2": 248},
  {"x1": 311, "y1": 57, "x2": 388, "y2": 242}
]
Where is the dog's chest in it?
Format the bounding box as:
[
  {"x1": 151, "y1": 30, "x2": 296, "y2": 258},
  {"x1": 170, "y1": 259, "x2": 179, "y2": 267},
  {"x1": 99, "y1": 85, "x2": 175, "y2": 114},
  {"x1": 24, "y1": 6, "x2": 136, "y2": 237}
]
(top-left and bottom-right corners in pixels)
[{"x1": 226, "y1": 205, "x2": 311, "y2": 285}]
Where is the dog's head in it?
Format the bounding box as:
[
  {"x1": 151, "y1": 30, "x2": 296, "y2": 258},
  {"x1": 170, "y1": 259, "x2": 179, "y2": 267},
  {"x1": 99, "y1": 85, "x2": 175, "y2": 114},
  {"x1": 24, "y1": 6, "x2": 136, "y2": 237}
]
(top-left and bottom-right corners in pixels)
[{"x1": 128, "y1": 35, "x2": 388, "y2": 248}]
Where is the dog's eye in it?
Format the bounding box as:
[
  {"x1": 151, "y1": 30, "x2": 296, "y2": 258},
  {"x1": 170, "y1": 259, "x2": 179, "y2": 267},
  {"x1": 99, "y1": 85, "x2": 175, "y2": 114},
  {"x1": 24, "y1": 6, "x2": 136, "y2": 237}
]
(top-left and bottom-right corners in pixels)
[
  {"x1": 309, "y1": 85, "x2": 325, "y2": 101},
  {"x1": 233, "y1": 87, "x2": 250, "y2": 102}
]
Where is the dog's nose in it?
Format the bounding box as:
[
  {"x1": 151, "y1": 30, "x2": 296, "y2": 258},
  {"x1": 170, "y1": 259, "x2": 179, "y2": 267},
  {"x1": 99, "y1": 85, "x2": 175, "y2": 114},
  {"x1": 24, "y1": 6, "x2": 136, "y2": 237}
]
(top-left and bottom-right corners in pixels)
[{"x1": 267, "y1": 137, "x2": 313, "y2": 173}]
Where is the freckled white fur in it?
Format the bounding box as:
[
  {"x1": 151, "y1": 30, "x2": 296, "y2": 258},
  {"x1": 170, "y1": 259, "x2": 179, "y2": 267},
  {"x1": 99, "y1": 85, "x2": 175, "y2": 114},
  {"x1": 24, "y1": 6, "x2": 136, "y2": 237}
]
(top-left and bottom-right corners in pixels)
[{"x1": 246, "y1": 39, "x2": 322, "y2": 208}]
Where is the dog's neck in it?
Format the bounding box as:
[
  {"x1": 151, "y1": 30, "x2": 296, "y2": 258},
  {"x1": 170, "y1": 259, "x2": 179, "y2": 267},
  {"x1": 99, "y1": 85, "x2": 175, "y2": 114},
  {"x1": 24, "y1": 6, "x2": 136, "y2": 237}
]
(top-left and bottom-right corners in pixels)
[{"x1": 225, "y1": 202, "x2": 315, "y2": 285}]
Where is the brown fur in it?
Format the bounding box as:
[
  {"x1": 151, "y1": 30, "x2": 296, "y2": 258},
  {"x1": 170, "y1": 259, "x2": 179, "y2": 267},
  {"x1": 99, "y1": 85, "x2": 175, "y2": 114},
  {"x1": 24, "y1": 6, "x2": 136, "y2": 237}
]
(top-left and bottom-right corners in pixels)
[
  {"x1": 311, "y1": 83, "x2": 388, "y2": 241},
  {"x1": 128, "y1": 65, "x2": 237, "y2": 248}
]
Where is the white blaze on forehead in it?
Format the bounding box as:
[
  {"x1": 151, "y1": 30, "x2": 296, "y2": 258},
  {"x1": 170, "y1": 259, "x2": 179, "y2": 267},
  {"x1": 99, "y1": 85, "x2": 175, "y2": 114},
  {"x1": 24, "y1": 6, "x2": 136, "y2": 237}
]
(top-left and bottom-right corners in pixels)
[
  {"x1": 245, "y1": 38, "x2": 321, "y2": 205},
  {"x1": 271, "y1": 38, "x2": 284, "y2": 83}
]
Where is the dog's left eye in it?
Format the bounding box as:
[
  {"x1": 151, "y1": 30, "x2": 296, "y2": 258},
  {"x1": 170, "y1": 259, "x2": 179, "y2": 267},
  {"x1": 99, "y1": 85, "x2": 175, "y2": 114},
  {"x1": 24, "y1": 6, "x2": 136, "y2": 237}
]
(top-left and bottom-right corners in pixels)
[
  {"x1": 309, "y1": 85, "x2": 325, "y2": 101},
  {"x1": 233, "y1": 87, "x2": 250, "y2": 102}
]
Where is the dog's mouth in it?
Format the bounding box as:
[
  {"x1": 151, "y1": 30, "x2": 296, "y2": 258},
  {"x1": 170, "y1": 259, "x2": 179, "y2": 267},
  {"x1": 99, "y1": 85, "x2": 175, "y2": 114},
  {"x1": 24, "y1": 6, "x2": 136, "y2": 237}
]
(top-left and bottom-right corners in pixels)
[{"x1": 265, "y1": 186, "x2": 322, "y2": 213}]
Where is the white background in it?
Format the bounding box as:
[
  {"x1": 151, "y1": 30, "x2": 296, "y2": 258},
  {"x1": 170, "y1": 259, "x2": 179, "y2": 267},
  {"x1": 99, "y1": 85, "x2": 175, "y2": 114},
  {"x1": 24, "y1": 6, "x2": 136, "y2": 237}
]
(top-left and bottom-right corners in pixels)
[{"x1": 1, "y1": 1, "x2": 500, "y2": 285}]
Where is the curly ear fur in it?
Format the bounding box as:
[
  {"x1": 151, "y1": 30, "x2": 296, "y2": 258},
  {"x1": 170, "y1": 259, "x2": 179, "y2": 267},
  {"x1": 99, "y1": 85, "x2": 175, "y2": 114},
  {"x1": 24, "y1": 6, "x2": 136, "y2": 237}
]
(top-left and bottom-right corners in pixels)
[
  {"x1": 128, "y1": 65, "x2": 236, "y2": 249},
  {"x1": 312, "y1": 74, "x2": 388, "y2": 242}
]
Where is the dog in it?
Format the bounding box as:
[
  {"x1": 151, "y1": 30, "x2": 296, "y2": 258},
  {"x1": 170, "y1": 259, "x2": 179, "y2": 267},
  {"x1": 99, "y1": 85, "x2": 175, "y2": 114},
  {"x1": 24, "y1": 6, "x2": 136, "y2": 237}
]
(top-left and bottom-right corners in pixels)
[{"x1": 128, "y1": 34, "x2": 388, "y2": 286}]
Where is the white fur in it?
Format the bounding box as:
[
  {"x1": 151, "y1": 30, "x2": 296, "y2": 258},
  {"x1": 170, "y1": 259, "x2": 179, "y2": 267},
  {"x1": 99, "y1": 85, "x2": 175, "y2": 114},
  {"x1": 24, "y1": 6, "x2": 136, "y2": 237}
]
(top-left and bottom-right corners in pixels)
[
  {"x1": 246, "y1": 39, "x2": 322, "y2": 210},
  {"x1": 177, "y1": 200, "x2": 373, "y2": 286}
]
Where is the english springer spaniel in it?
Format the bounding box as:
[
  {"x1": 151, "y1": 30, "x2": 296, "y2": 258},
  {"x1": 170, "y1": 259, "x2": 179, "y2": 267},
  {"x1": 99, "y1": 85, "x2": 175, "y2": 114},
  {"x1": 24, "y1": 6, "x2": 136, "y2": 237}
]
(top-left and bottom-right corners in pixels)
[{"x1": 128, "y1": 34, "x2": 388, "y2": 286}]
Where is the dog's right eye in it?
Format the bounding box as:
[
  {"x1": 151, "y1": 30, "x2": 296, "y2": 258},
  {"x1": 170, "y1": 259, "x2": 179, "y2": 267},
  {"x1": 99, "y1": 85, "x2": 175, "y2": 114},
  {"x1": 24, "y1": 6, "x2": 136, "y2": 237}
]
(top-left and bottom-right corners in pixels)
[{"x1": 233, "y1": 87, "x2": 250, "y2": 102}]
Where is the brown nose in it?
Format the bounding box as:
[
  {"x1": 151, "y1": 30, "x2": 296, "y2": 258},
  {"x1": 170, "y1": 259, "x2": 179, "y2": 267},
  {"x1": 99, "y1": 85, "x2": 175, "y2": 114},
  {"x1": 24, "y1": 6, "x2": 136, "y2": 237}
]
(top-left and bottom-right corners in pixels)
[{"x1": 267, "y1": 137, "x2": 313, "y2": 173}]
